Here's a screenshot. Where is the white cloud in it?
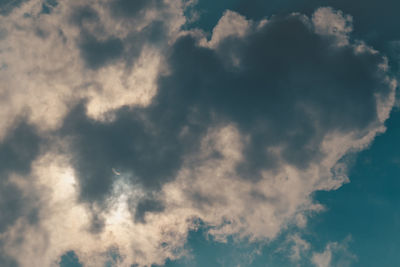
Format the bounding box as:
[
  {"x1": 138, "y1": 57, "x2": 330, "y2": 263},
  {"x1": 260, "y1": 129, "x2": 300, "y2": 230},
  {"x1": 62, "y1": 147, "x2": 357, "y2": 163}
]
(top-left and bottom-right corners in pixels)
[
  {"x1": 312, "y1": 7, "x2": 353, "y2": 46},
  {"x1": 208, "y1": 10, "x2": 251, "y2": 48}
]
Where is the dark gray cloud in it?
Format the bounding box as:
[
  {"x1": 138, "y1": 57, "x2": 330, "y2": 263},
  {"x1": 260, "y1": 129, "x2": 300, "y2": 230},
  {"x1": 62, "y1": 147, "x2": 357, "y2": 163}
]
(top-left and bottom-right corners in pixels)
[
  {"x1": 0, "y1": 121, "x2": 42, "y2": 177},
  {"x1": 0, "y1": 122, "x2": 42, "y2": 267},
  {"x1": 133, "y1": 197, "x2": 165, "y2": 223},
  {"x1": 0, "y1": 180, "x2": 38, "y2": 266},
  {"x1": 60, "y1": 103, "x2": 201, "y2": 203},
  {"x1": 0, "y1": 182, "x2": 38, "y2": 233},
  {"x1": 60, "y1": 12, "x2": 393, "y2": 226},
  {"x1": 155, "y1": 14, "x2": 389, "y2": 178},
  {"x1": 0, "y1": 121, "x2": 41, "y2": 230},
  {"x1": 79, "y1": 34, "x2": 124, "y2": 69}
]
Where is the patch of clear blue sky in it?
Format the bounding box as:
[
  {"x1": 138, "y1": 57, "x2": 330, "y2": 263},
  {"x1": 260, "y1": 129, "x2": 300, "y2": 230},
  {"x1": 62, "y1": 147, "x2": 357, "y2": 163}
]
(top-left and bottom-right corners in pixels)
[{"x1": 158, "y1": 227, "x2": 297, "y2": 267}]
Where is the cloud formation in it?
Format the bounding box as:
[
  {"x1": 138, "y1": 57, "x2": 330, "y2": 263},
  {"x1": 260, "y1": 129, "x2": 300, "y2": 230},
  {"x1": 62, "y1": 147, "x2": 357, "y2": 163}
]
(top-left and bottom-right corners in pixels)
[
  {"x1": 312, "y1": 236, "x2": 357, "y2": 267},
  {"x1": 0, "y1": 1, "x2": 397, "y2": 266}
]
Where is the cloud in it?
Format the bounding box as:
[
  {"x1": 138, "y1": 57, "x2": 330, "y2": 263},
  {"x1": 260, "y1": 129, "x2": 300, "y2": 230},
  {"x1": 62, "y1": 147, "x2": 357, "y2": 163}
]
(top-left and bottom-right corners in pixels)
[
  {"x1": 0, "y1": 121, "x2": 42, "y2": 266},
  {"x1": 109, "y1": 0, "x2": 164, "y2": 19},
  {"x1": 312, "y1": 236, "x2": 357, "y2": 267},
  {"x1": 0, "y1": 0, "x2": 28, "y2": 15},
  {"x1": 0, "y1": 2, "x2": 397, "y2": 267},
  {"x1": 287, "y1": 234, "x2": 311, "y2": 262},
  {"x1": 312, "y1": 7, "x2": 353, "y2": 46},
  {"x1": 207, "y1": 10, "x2": 251, "y2": 48},
  {"x1": 0, "y1": 0, "x2": 186, "y2": 138},
  {"x1": 79, "y1": 34, "x2": 124, "y2": 70},
  {"x1": 0, "y1": 121, "x2": 42, "y2": 232}
]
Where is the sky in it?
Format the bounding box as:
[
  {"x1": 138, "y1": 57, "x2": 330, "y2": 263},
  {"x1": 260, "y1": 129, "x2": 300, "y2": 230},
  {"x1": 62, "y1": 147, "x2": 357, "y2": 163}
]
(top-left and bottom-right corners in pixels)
[{"x1": 0, "y1": 0, "x2": 399, "y2": 267}]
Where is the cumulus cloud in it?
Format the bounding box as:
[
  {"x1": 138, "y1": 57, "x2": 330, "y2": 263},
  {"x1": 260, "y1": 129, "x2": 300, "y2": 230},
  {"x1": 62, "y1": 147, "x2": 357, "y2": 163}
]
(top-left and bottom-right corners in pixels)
[{"x1": 0, "y1": 1, "x2": 397, "y2": 266}]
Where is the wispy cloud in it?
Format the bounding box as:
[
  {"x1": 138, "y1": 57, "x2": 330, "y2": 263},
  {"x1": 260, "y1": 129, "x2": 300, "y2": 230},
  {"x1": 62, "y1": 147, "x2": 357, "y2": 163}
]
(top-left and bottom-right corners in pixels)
[{"x1": 312, "y1": 236, "x2": 357, "y2": 267}]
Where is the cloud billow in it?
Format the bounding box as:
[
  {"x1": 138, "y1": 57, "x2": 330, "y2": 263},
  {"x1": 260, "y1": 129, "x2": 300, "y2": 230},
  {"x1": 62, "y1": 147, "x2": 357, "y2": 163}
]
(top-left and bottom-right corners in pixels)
[
  {"x1": 158, "y1": 14, "x2": 387, "y2": 175},
  {"x1": 0, "y1": 1, "x2": 396, "y2": 266},
  {"x1": 66, "y1": 10, "x2": 392, "y2": 204}
]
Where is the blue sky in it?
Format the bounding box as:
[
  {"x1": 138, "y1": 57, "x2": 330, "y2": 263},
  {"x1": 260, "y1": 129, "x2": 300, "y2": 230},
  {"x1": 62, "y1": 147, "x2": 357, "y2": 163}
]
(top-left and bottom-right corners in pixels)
[{"x1": 0, "y1": 0, "x2": 399, "y2": 266}]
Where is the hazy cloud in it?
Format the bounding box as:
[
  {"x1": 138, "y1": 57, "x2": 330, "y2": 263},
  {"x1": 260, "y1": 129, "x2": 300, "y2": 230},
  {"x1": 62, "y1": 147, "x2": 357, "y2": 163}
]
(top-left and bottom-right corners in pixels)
[{"x1": 312, "y1": 236, "x2": 357, "y2": 267}]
